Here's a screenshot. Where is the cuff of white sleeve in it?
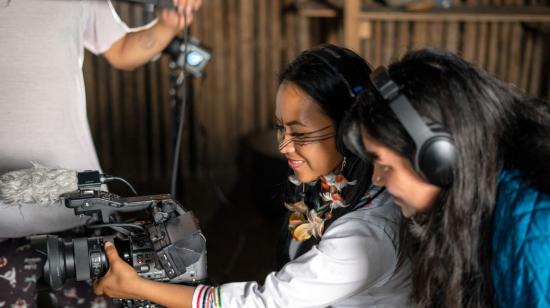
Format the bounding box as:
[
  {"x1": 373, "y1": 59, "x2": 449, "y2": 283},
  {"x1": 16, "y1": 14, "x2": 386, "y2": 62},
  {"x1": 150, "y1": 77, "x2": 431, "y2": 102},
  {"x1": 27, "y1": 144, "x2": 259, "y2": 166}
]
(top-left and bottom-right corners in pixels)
[{"x1": 191, "y1": 284, "x2": 209, "y2": 308}]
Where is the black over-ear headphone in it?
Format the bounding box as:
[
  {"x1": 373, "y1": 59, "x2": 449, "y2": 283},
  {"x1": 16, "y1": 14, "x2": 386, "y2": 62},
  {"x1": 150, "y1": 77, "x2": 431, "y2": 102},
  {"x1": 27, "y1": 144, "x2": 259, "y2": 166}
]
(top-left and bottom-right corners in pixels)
[
  {"x1": 370, "y1": 66, "x2": 457, "y2": 187},
  {"x1": 310, "y1": 45, "x2": 366, "y2": 98}
]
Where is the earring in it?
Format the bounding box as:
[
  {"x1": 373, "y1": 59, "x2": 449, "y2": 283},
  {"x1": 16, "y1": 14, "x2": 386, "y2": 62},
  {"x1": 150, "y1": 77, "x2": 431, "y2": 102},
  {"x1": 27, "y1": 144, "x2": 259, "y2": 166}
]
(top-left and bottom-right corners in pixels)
[{"x1": 340, "y1": 157, "x2": 347, "y2": 173}]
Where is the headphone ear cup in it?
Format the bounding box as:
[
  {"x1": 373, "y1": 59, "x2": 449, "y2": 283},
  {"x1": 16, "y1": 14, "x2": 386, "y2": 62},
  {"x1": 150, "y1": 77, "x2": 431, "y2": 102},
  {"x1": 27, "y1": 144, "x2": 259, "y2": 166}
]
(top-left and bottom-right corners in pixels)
[
  {"x1": 370, "y1": 66, "x2": 456, "y2": 186},
  {"x1": 417, "y1": 131, "x2": 457, "y2": 187}
]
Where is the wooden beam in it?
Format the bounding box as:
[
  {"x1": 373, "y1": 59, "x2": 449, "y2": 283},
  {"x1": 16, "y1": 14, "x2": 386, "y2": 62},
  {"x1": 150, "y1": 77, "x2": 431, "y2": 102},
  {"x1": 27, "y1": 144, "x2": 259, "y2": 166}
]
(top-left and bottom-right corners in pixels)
[
  {"x1": 357, "y1": 6, "x2": 550, "y2": 22},
  {"x1": 297, "y1": 0, "x2": 339, "y2": 18},
  {"x1": 344, "y1": 0, "x2": 361, "y2": 52}
]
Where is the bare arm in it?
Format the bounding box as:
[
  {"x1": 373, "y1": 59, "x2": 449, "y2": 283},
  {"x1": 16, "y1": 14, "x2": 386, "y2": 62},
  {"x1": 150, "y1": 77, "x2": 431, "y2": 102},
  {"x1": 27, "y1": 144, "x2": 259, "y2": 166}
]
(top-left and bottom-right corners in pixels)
[
  {"x1": 94, "y1": 242, "x2": 196, "y2": 308},
  {"x1": 103, "y1": 0, "x2": 202, "y2": 71}
]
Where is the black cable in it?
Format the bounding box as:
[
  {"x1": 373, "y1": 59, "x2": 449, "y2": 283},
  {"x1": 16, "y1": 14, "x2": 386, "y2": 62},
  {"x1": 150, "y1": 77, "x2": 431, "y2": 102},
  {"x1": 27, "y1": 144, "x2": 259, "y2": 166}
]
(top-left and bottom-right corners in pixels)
[
  {"x1": 101, "y1": 175, "x2": 138, "y2": 195},
  {"x1": 86, "y1": 223, "x2": 144, "y2": 231},
  {"x1": 170, "y1": 10, "x2": 191, "y2": 198},
  {"x1": 166, "y1": 11, "x2": 230, "y2": 207},
  {"x1": 86, "y1": 223, "x2": 144, "y2": 236}
]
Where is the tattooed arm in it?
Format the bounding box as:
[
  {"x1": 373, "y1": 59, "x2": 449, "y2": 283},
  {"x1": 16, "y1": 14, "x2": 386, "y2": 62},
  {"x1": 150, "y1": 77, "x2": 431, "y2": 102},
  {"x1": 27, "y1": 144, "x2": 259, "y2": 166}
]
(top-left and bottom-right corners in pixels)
[{"x1": 103, "y1": 0, "x2": 202, "y2": 71}]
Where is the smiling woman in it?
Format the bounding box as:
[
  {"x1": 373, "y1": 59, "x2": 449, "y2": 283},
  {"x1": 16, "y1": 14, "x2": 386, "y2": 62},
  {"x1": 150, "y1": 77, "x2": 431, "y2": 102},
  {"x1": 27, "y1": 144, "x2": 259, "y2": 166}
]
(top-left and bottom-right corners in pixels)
[
  {"x1": 275, "y1": 82, "x2": 341, "y2": 183},
  {"x1": 93, "y1": 44, "x2": 412, "y2": 308}
]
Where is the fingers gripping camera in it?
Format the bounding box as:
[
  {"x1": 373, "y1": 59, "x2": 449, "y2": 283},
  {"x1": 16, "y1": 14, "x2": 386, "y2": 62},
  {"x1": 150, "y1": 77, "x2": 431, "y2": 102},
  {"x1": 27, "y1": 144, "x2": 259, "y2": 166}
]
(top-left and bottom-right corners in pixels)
[{"x1": 31, "y1": 188, "x2": 207, "y2": 291}]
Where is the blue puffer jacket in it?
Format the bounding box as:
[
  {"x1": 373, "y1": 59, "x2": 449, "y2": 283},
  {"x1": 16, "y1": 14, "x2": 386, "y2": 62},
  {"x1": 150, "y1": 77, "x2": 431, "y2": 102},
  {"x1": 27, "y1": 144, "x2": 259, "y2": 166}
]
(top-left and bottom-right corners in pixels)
[{"x1": 492, "y1": 170, "x2": 550, "y2": 307}]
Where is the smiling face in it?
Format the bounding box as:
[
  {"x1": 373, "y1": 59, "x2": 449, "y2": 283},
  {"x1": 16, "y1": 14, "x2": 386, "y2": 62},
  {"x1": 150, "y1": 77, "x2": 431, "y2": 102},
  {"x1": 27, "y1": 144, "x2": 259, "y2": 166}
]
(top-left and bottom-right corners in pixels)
[
  {"x1": 275, "y1": 82, "x2": 343, "y2": 183},
  {"x1": 361, "y1": 130, "x2": 441, "y2": 217}
]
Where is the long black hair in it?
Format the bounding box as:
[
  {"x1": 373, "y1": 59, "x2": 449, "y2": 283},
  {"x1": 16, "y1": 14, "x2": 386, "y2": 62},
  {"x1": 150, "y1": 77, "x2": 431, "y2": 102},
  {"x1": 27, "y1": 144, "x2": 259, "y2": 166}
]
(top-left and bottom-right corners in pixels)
[
  {"x1": 275, "y1": 44, "x2": 374, "y2": 268},
  {"x1": 344, "y1": 48, "x2": 550, "y2": 307}
]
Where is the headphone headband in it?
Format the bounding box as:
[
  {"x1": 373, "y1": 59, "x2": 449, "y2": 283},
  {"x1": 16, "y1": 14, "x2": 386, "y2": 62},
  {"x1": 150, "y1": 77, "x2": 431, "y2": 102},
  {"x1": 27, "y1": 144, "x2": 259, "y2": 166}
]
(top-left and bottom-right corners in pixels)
[{"x1": 311, "y1": 45, "x2": 365, "y2": 98}]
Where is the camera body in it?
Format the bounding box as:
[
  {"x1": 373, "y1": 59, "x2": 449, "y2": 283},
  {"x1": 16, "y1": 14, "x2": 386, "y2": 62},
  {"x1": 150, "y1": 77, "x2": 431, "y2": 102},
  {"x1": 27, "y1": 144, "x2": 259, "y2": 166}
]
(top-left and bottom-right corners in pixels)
[{"x1": 31, "y1": 173, "x2": 207, "y2": 293}]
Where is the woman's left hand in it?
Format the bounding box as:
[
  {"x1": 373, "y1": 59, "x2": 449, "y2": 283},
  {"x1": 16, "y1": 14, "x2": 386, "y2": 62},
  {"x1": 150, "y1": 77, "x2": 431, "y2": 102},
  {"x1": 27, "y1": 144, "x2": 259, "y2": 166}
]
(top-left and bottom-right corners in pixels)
[{"x1": 93, "y1": 242, "x2": 145, "y2": 300}]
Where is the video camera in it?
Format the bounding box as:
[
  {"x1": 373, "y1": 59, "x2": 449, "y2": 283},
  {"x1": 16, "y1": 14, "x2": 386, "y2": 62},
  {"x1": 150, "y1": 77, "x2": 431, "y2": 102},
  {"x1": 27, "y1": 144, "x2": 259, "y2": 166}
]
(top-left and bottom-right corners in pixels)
[{"x1": 31, "y1": 171, "x2": 207, "y2": 304}]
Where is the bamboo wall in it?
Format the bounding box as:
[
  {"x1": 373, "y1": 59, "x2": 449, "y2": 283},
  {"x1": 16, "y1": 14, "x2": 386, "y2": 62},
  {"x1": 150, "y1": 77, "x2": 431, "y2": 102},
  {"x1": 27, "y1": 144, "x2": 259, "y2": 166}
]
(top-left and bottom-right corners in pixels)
[
  {"x1": 345, "y1": 0, "x2": 550, "y2": 97},
  {"x1": 84, "y1": 0, "x2": 549, "y2": 193}
]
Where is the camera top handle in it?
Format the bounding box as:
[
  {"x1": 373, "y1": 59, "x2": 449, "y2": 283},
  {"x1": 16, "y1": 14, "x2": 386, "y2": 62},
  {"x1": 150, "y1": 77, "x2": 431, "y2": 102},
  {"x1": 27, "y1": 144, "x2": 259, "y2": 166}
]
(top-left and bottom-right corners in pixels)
[{"x1": 62, "y1": 190, "x2": 177, "y2": 224}]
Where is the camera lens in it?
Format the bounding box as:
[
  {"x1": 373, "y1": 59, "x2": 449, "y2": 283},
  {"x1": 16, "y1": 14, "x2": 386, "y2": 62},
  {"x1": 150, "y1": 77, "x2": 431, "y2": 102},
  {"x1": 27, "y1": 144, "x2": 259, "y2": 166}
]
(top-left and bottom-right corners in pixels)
[
  {"x1": 75, "y1": 237, "x2": 109, "y2": 281},
  {"x1": 31, "y1": 235, "x2": 75, "y2": 290},
  {"x1": 31, "y1": 235, "x2": 131, "y2": 290}
]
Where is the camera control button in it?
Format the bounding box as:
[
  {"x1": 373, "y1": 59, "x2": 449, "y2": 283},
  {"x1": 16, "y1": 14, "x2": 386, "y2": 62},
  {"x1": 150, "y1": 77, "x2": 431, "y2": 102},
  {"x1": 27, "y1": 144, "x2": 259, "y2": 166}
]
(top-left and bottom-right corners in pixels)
[{"x1": 135, "y1": 265, "x2": 150, "y2": 273}]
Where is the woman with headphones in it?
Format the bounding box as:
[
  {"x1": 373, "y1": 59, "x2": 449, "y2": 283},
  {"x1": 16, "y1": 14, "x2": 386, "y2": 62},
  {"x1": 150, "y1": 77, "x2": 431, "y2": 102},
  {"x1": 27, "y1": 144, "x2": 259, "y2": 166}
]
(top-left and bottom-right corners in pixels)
[
  {"x1": 344, "y1": 48, "x2": 550, "y2": 307},
  {"x1": 93, "y1": 45, "x2": 412, "y2": 307}
]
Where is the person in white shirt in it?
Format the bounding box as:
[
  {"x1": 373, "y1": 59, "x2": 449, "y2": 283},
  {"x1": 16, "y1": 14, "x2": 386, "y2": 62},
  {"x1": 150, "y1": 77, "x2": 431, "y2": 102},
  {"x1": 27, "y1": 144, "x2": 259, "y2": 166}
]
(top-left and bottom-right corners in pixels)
[
  {"x1": 0, "y1": 0, "x2": 201, "y2": 306},
  {"x1": 94, "y1": 44, "x2": 412, "y2": 308},
  {"x1": 0, "y1": 0, "x2": 201, "y2": 238}
]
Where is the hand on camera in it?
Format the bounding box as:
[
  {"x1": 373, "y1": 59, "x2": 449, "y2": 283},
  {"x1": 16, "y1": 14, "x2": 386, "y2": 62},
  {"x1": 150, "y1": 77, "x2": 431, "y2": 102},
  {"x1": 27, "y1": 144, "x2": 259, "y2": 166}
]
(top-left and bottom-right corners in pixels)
[
  {"x1": 93, "y1": 242, "x2": 144, "y2": 299},
  {"x1": 159, "y1": 0, "x2": 203, "y2": 34}
]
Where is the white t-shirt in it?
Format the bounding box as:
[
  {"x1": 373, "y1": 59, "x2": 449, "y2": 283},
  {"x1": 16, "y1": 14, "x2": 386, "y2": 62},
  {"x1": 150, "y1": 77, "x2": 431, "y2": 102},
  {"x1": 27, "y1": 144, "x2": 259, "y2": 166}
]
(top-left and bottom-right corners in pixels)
[
  {"x1": 192, "y1": 190, "x2": 412, "y2": 308},
  {"x1": 0, "y1": 0, "x2": 128, "y2": 237}
]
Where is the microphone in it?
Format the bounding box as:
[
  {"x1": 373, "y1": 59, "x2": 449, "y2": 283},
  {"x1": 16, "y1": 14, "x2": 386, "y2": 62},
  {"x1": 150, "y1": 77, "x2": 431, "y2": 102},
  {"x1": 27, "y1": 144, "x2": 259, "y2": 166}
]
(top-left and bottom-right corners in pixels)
[
  {"x1": 0, "y1": 164, "x2": 139, "y2": 206},
  {"x1": 0, "y1": 163, "x2": 78, "y2": 206},
  {"x1": 0, "y1": 164, "x2": 86, "y2": 238},
  {"x1": 0, "y1": 164, "x2": 136, "y2": 238}
]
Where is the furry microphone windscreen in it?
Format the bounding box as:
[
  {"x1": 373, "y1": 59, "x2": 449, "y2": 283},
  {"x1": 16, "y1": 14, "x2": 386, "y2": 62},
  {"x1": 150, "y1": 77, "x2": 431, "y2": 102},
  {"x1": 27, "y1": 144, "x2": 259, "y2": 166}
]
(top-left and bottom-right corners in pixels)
[{"x1": 0, "y1": 163, "x2": 77, "y2": 207}]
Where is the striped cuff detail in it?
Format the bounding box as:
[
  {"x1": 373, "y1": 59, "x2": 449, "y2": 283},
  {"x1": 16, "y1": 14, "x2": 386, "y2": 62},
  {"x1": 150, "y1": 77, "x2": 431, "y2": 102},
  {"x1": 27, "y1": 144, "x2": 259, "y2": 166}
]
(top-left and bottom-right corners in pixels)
[{"x1": 192, "y1": 284, "x2": 222, "y2": 308}]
